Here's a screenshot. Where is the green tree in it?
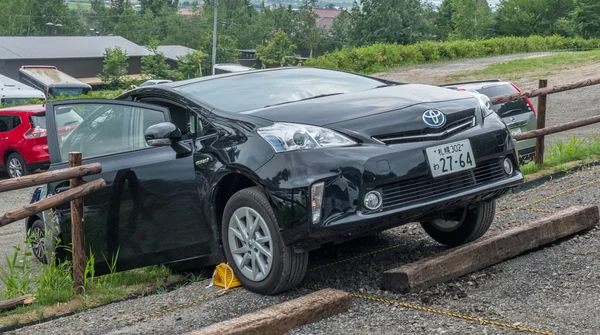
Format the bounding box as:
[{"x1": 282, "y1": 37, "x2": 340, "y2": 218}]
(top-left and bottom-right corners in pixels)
[
  {"x1": 436, "y1": 0, "x2": 456, "y2": 40},
  {"x1": 142, "y1": 42, "x2": 177, "y2": 79},
  {"x1": 451, "y1": 0, "x2": 494, "y2": 40},
  {"x1": 570, "y1": 0, "x2": 600, "y2": 38},
  {"x1": 177, "y1": 50, "x2": 208, "y2": 79},
  {"x1": 256, "y1": 29, "x2": 298, "y2": 67},
  {"x1": 99, "y1": 47, "x2": 130, "y2": 89},
  {"x1": 349, "y1": 0, "x2": 429, "y2": 45},
  {"x1": 495, "y1": 0, "x2": 574, "y2": 37},
  {"x1": 140, "y1": 0, "x2": 179, "y2": 14},
  {"x1": 0, "y1": 0, "x2": 84, "y2": 36}
]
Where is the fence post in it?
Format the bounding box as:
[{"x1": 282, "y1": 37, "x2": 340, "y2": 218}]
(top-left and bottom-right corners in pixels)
[
  {"x1": 69, "y1": 152, "x2": 85, "y2": 294},
  {"x1": 535, "y1": 79, "x2": 548, "y2": 166}
]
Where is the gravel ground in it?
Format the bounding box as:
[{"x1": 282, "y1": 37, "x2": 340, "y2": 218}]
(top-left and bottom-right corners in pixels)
[{"x1": 3, "y1": 166, "x2": 600, "y2": 334}]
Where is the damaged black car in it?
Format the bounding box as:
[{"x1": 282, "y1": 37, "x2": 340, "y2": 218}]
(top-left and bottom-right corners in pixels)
[{"x1": 26, "y1": 67, "x2": 523, "y2": 295}]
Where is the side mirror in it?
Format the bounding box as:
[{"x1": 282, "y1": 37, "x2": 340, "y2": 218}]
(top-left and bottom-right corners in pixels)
[{"x1": 145, "y1": 122, "x2": 182, "y2": 147}]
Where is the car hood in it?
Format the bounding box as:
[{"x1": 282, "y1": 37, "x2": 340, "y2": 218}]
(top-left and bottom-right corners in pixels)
[{"x1": 240, "y1": 84, "x2": 476, "y2": 126}]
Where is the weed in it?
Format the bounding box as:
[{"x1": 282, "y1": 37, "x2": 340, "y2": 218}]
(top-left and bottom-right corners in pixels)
[
  {"x1": 519, "y1": 137, "x2": 600, "y2": 176},
  {"x1": 0, "y1": 246, "x2": 33, "y2": 300}
]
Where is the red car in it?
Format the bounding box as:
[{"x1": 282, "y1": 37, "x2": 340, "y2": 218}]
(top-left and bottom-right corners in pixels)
[{"x1": 0, "y1": 104, "x2": 82, "y2": 178}]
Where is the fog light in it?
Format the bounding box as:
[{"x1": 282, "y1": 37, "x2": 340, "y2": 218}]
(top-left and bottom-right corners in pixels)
[
  {"x1": 364, "y1": 191, "x2": 382, "y2": 210},
  {"x1": 503, "y1": 158, "x2": 514, "y2": 175},
  {"x1": 311, "y1": 182, "x2": 324, "y2": 224}
]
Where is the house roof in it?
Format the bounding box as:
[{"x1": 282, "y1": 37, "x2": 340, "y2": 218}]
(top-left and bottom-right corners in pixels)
[
  {"x1": 156, "y1": 45, "x2": 196, "y2": 61},
  {"x1": 0, "y1": 36, "x2": 150, "y2": 60},
  {"x1": 314, "y1": 8, "x2": 342, "y2": 29}
]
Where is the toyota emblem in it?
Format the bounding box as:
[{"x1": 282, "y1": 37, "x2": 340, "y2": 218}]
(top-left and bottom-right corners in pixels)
[{"x1": 422, "y1": 110, "x2": 446, "y2": 128}]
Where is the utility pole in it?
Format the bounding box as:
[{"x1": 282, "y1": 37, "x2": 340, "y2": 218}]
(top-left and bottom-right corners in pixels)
[{"x1": 212, "y1": 0, "x2": 218, "y2": 75}]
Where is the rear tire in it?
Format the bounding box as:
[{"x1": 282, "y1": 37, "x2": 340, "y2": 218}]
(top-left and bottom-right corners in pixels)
[
  {"x1": 222, "y1": 186, "x2": 308, "y2": 295},
  {"x1": 7, "y1": 153, "x2": 27, "y2": 178},
  {"x1": 30, "y1": 219, "x2": 51, "y2": 264},
  {"x1": 421, "y1": 200, "x2": 496, "y2": 247}
]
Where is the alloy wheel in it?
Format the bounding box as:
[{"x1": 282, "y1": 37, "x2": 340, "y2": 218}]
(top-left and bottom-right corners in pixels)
[
  {"x1": 31, "y1": 226, "x2": 46, "y2": 261},
  {"x1": 227, "y1": 207, "x2": 273, "y2": 282},
  {"x1": 8, "y1": 158, "x2": 23, "y2": 178}
]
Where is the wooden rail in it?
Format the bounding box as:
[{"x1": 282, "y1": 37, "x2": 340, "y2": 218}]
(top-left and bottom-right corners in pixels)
[
  {"x1": 490, "y1": 76, "x2": 600, "y2": 165},
  {"x1": 0, "y1": 153, "x2": 105, "y2": 294}
]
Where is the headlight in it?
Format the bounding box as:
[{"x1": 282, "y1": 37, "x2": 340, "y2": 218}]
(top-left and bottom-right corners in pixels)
[
  {"x1": 466, "y1": 91, "x2": 495, "y2": 118},
  {"x1": 257, "y1": 122, "x2": 357, "y2": 153}
]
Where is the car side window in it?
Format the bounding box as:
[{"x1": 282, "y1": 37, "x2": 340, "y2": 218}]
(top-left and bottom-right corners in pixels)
[
  {"x1": 54, "y1": 103, "x2": 166, "y2": 162},
  {"x1": 11, "y1": 116, "x2": 21, "y2": 129},
  {"x1": 0, "y1": 115, "x2": 10, "y2": 132}
]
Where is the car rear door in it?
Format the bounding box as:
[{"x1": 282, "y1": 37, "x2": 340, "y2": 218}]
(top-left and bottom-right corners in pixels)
[{"x1": 45, "y1": 100, "x2": 212, "y2": 274}]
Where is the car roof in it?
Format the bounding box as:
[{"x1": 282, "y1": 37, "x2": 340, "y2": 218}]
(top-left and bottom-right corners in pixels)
[
  {"x1": 0, "y1": 104, "x2": 45, "y2": 113},
  {"x1": 161, "y1": 67, "x2": 338, "y2": 88}
]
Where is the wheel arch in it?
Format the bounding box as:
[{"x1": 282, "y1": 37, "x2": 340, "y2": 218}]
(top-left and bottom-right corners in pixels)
[
  {"x1": 3, "y1": 148, "x2": 21, "y2": 166},
  {"x1": 211, "y1": 171, "x2": 263, "y2": 238}
]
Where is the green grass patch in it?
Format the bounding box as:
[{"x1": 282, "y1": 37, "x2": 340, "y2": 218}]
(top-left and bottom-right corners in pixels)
[
  {"x1": 448, "y1": 49, "x2": 600, "y2": 82},
  {"x1": 306, "y1": 35, "x2": 600, "y2": 74},
  {"x1": 0, "y1": 239, "x2": 203, "y2": 327},
  {"x1": 519, "y1": 137, "x2": 600, "y2": 177}
]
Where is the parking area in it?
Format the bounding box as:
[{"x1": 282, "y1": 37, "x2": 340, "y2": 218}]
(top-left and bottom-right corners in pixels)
[{"x1": 2, "y1": 164, "x2": 599, "y2": 334}]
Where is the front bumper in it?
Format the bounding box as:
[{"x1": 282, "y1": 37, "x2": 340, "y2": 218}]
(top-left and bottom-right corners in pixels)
[{"x1": 255, "y1": 116, "x2": 524, "y2": 246}]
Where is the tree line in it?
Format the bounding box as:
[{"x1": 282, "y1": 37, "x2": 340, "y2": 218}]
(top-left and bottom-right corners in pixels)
[{"x1": 1, "y1": 0, "x2": 599, "y2": 71}]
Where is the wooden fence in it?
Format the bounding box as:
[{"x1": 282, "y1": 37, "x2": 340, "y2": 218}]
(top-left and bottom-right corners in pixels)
[
  {"x1": 490, "y1": 76, "x2": 600, "y2": 165},
  {"x1": 0, "y1": 152, "x2": 106, "y2": 295}
]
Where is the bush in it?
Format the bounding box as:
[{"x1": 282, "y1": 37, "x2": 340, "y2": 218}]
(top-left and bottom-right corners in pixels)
[{"x1": 305, "y1": 35, "x2": 600, "y2": 74}]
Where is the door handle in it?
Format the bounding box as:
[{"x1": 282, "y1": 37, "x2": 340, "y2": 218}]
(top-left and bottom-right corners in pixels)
[{"x1": 0, "y1": 137, "x2": 7, "y2": 141}]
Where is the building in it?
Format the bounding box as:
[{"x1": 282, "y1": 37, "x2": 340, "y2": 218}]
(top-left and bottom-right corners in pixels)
[
  {"x1": 156, "y1": 45, "x2": 197, "y2": 69},
  {"x1": 0, "y1": 36, "x2": 150, "y2": 85},
  {"x1": 314, "y1": 8, "x2": 342, "y2": 30},
  {"x1": 0, "y1": 36, "x2": 196, "y2": 87}
]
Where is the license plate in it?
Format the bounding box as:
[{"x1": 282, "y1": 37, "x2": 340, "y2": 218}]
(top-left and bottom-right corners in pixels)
[
  {"x1": 510, "y1": 127, "x2": 522, "y2": 136},
  {"x1": 426, "y1": 140, "x2": 476, "y2": 178}
]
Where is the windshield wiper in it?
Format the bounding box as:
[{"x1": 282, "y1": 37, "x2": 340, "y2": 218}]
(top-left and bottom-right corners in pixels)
[{"x1": 264, "y1": 92, "x2": 345, "y2": 108}]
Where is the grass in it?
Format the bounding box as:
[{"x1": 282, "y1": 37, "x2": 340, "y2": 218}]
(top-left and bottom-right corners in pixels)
[
  {"x1": 0, "y1": 237, "x2": 204, "y2": 328},
  {"x1": 519, "y1": 137, "x2": 600, "y2": 178},
  {"x1": 447, "y1": 49, "x2": 600, "y2": 82}
]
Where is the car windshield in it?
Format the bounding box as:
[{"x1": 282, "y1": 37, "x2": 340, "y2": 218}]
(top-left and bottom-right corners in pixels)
[
  {"x1": 476, "y1": 84, "x2": 530, "y2": 117},
  {"x1": 1, "y1": 97, "x2": 42, "y2": 105},
  {"x1": 177, "y1": 68, "x2": 390, "y2": 113},
  {"x1": 29, "y1": 115, "x2": 46, "y2": 129},
  {"x1": 49, "y1": 87, "x2": 86, "y2": 97}
]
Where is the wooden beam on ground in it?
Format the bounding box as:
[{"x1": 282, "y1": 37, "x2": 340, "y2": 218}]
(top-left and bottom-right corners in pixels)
[
  {"x1": 185, "y1": 289, "x2": 352, "y2": 335},
  {"x1": 382, "y1": 205, "x2": 599, "y2": 293},
  {"x1": 0, "y1": 163, "x2": 102, "y2": 193},
  {"x1": 0, "y1": 178, "x2": 106, "y2": 227},
  {"x1": 0, "y1": 295, "x2": 35, "y2": 312}
]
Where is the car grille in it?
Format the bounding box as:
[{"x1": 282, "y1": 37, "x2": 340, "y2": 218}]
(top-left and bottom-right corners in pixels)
[
  {"x1": 374, "y1": 116, "x2": 476, "y2": 145},
  {"x1": 380, "y1": 159, "x2": 507, "y2": 210}
]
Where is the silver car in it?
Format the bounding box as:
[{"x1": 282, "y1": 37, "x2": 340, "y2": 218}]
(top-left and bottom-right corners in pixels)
[{"x1": 443, "y1": 80, "x2": 537, "y2": 161}]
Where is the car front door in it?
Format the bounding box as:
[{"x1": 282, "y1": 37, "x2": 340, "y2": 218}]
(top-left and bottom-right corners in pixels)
[{"x1": 45, "y1": 100, "x2": 212, "y2": 274}]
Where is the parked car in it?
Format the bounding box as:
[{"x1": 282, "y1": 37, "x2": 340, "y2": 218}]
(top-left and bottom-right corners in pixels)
[
  {"x1": 139, "y1": 79, "x2": 173, "y2": 87},
  {"x1": 18, "y1": 65, "x2": 92, "y2": 99},
  {"x1": 213, "y1": 63, "x2": 253, "y2": 74},
  {"x1": 0, "y1": 74, "x2": 46, "y2": 106},
  {"x1": 0, "y1": 105, "x2": 83, "y2": 178},
  {"x1": 442, "y1": 80, "x2": 537, "y2": 161},
  {"x1": 26, "y1": 67, "x2": 523, "y2": 295}
]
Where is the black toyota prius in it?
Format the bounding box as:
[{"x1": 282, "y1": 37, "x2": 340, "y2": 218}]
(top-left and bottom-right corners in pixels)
[{"x1": 26, "y1": 67, "x2": 523, "y2": 295}]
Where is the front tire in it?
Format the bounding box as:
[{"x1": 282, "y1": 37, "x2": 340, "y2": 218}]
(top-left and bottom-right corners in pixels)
[
  {"x1": 421, "y1": 200, "x2": 496, "y2": 247},
  {"x1": 7, "y1": 153, "x2": 27, "y2": 178},
  {"x1": 222, "y1": 187, "x2": 308, "y2": 295}
]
